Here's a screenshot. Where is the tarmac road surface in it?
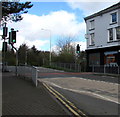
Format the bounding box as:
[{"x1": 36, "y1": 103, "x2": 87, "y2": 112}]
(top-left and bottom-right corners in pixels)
[{"x1": 38, "y1": 67, "x2": 119, "y2": 116}]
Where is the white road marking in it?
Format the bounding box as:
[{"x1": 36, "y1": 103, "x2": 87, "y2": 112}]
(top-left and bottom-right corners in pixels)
[
  {"x1": 110, "y1": 77, "x2": 116, "y2": 78},
  {"x1": 41, "y1": 80, "x2": 119, "y2": 104},
  {"x1": 101, "y1": 76, "x2": 116, "y2": 79},
  {"x1": 70, "y1": 77, "x2": 119, "y2": 86},
  {"x1": 101, "y1": 76, "x2": 106, "y2": 77}
]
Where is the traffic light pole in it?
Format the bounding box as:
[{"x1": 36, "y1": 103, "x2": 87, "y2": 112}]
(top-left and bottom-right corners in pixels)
[
  {"x1": 2, "y1": 23, "x2": 7, "y2": 72},
  {"x1": 75, "y1": 44, "x2": 81, "y2": 72},
  {"x1": 9, "y1": 28, "x2": 18, "y2": 76},
  {"x1": 3, "y1": 39, "x2": 6, "y2": 72},
  {"x1": 11, "y1": 44, "x2": 18, "y2": 76},
  {"x1": 1, "y1": 23, "x2": 18, "y2": 73}
]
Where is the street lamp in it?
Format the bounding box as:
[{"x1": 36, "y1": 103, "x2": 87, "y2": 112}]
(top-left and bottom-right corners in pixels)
[
  {"x1": 41, "y1": 28, "x2": 52, "y2": 66},
  {"x1": 25, "y1": 50, "x2": 27, "y2": 66}
]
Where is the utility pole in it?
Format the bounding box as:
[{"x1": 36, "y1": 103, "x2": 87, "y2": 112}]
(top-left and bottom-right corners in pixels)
[
  {"x1": 41, "y1": 28, "x2": 52, "y2": 66},
  {"x1": 2, "y1": 22, "x2": 8, "y2": 72}
]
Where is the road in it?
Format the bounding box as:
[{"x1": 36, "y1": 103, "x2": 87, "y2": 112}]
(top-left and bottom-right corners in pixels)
[
  {"x1": 38, "y1": 67, "x2": 119, "y2": 84},
  {"x1": 38, "y1": 67, "x2": 119, "y2": 116}
]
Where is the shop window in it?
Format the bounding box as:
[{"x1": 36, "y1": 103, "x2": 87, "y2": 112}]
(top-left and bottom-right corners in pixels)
[
  {"x1": 89, "y1": 53, "x2": 100, "y2": 66},
  {"x1": 104, "y1": 51, "x2": 118, "y2": 66}
]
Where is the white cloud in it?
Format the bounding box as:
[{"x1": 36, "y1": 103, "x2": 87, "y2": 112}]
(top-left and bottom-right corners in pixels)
[
  {"x1": 7, "y1": 10, "x2": 86, "y2": 51},
  {"x1": 66, "y1": 0, "x2": 120, "y2": 16},
  {"x1": 76, "y1": 41, "x2": 86, "y2": 51},
  {"x1": 71, "y1": 41, "x2": 86, "y2": 51},
  {"x1": 14, "y1": 35, "x2": 49, "y2": 50}
]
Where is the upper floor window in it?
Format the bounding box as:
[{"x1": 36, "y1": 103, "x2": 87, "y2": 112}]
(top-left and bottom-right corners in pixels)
[
  {"x1": 90, "y1": 33, "x2": 95, "y2": 45},
  {"x1": 116, "y1": 26, "x2": 120, "y2": 40},
  {"x1": 90, "y1": 20, "x2": 95, "y2": 30},
  {"x1": 108, "y1": 28, "x2": 113, "y2": 41},
  {"x1": 111, "y1": 12, "x2": 117, "y2": 23}
]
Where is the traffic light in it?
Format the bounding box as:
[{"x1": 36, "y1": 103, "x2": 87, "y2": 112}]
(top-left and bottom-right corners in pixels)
[
  {"x1": 9, "y1": 31, "x2": 16, "y2": 44},
  {"x1": 76, "y1": 44, "x2": 80, "y2": 53},
  {"x1": 11, "y1": 31, "x2": 16, "y2": 43},
  {"x1": 3, "y1": 27, "x2": 8, "y2": 37},
  {"x1": 2, "y1": 42, "x2": 7, "y2": 52}
]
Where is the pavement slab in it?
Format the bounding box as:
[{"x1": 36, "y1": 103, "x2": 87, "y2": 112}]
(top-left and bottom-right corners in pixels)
[{"x1": 2, "y1": 72, "x2": 70, "y2": 116}]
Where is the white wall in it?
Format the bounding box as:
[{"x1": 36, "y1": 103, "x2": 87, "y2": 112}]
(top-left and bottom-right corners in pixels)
[{"x1": 86, "y1": 9, "x2": 120, "y2": 50}]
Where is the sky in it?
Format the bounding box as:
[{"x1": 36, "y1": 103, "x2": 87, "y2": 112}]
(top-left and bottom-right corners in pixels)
[{"x1": 0, "y1": 0, "x2": 119, "y2": 51}]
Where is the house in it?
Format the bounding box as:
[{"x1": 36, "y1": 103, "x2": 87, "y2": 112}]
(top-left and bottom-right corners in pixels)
[{"x1": 84, "y1": 2, "x2": 120, "y2": 71}]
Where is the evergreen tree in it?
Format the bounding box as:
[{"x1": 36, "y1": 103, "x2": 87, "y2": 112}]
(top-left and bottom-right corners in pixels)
[
  {"x1": 18, "y1": 44, "x2": 28, "y2": 65},
  {"x1": 1, "y1": 1, "x2": 33, "y2": 24}
]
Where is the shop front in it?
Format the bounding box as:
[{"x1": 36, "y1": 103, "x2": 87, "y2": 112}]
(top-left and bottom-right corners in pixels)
[{"x1": 86, "y1": 45, "x2": 120, "y2": 72}]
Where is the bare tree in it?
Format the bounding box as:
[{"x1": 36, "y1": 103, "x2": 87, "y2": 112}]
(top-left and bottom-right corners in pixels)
[
  {"x1": 55, "y1": 35, "x2": 77, "y2": 63},
  {"x1": 56, "y1": 35, "x2": 76, "y2": 54}
]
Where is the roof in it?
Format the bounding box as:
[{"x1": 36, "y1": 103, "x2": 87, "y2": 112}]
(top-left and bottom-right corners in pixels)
[{"x1": 84, "y1": 2, "x2": 120, "y2": 21}]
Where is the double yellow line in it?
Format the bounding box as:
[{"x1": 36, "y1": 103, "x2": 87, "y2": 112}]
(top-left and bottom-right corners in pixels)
[{"x1": 43, "y1": 83, "x2": 88, "y2": 117}]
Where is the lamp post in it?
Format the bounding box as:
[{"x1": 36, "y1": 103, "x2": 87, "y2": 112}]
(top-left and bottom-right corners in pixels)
[
  {"x1": 41, "y1": 28, "x2": 52, "y2": 66},
  {"x1": 25, "y1": 50, "x2": 27, "y2": 66}
]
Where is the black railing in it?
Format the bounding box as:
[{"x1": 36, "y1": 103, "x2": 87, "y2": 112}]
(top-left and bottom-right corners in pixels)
[
  {"x1": 91, "y1": 65, "x2": 120, "y2": 74},
  {"x1": 51, "y1": 62, "x2": 81, "y2": 72}
]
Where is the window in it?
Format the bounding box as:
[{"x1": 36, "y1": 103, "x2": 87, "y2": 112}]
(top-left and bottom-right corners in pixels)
[
  {"x1": 116, "y1": 26, "x2": 120, "y2": 40},
  {"x1": 108, "y1": 28, "x2": 113, "y2": 41},
  {"x1": 90, "y1": 20, "x2": 94, "y2": 30},
  {"x1": 111, "y1": 12, "x2": 117, "y2": 23},
  {"x1": 90, "y1": 33, "x2": 95, "y2": 45},
  {"x1": 104, "y1": 51, "x2": 118, "y2": 66},
  {"x1": 89, "y1": 53, "x2": 100, "y2": 66}
]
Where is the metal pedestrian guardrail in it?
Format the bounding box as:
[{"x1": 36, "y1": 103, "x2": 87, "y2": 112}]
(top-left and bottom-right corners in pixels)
[
  {"x1": 51, "y1": 62, "x2": 82, "y2": 72},
  {"x1": 91, "y1": 65, "x2": 120, "y2": 75},
  {"x1": 7, "y1": 66, "x2": 38, "y2": 87}
]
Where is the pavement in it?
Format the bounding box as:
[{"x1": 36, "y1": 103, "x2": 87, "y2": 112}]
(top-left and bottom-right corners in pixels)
[{"x1": 2, "y1": 72, "x2": 71, "y2": 116}]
